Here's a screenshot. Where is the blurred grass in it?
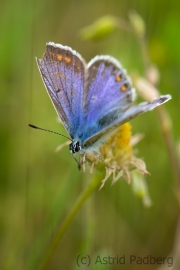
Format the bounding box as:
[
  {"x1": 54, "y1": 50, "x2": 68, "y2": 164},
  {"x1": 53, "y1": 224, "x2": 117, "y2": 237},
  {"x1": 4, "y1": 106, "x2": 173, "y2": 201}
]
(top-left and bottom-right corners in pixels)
[{"x1": 0, "y1": 0, "x2": 180, "y2": 269}]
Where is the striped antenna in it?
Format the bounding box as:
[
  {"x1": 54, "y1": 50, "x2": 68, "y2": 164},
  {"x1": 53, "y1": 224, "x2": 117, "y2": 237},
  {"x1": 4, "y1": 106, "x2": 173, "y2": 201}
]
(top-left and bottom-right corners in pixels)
[{"x1": 28, "y1": 124, "x2": 72, "y2": 141}]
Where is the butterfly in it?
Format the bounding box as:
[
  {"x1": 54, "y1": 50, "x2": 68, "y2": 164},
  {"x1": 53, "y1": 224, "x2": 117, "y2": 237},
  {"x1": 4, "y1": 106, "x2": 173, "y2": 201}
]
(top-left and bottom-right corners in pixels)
[{"x1": 35, "y1": 42, "x2": 171, "y2": 166}]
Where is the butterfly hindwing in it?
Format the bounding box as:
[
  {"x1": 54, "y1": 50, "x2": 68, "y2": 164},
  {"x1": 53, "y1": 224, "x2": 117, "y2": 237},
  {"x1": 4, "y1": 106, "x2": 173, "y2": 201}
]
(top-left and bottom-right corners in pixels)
[
  {"x1": 81, "y1": 56, "x2": 135, "y2": 144},
  {"x1": 84, "y1": 56, "x2": 135, "y2": 119},
  {"x1": 83, "y1": 95, "x2": 171, "y2": 147},
  {"x1": 36, "y1": 42, "x2": 86, "y2": 138}
]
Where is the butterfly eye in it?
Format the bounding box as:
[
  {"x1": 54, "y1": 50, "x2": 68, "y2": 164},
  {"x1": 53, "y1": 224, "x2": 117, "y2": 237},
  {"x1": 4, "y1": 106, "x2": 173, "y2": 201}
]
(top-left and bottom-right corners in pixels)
[
  {"x1": 69, "y1": 141, "x2": 81, "y2": 154},
  {"x1": 75, "y1": 142, "x2": 81, "y2": 152}
]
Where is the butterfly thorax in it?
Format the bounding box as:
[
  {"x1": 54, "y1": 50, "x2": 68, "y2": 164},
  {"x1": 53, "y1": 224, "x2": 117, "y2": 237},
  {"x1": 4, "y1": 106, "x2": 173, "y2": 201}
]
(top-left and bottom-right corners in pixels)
[{"x1": 69, "y1": 140, "x2": 82, "y2": 154}]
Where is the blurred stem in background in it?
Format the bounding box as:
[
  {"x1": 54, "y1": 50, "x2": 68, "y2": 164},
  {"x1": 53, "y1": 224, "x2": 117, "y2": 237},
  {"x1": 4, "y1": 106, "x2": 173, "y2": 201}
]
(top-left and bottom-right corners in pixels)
[
  {"x1": 128, "y1": 10, "x2": 180, "y2": 188},
  {"x1": 39, "y1": 172, "x2": 102, "y2": 270}
]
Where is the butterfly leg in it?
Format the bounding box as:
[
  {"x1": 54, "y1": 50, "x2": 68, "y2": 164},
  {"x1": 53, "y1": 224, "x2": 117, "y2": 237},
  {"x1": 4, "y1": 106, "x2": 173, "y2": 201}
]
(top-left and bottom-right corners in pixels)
[
  {"x1": 93, "y1": 151, "x2": 106, "y2": 164},
  {"x1": 76, "y1": 153, "x2": 88, "y2": 170},
  {"x1": 72, "y1": 154, "x2": 82, "y2": 170}
]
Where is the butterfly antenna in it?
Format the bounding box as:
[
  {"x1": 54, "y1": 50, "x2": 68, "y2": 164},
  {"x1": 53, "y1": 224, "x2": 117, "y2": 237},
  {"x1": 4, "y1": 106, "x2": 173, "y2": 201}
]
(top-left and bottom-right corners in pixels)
[{"x1": 28, "y1": 124, "x2": 72, "y2": 141}]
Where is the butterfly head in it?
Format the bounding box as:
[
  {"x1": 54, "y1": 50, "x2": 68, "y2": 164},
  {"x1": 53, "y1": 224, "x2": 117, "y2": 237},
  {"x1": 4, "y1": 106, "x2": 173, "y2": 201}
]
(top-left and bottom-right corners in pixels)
[{"x1": 69, "y1": 140, "x2": 82, "y2": 154}]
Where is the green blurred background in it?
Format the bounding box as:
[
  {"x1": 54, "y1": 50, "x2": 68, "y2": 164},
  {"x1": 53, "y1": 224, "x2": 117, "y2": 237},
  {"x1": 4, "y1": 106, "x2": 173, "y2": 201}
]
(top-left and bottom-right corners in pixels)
[{"x1": 1, "y1": 0, "x2": 180, "y2": 269}]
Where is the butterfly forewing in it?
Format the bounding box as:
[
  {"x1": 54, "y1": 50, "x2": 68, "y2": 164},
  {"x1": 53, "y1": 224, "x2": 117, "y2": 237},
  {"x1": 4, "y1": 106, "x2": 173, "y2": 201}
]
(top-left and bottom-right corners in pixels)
[{"x1": 36, "y1": 42, "x2": 86, "y2": 138}]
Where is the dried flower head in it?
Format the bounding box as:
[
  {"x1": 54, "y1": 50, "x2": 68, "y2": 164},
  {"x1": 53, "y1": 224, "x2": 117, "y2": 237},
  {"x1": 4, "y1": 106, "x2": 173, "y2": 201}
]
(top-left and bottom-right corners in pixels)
[{"x1": 85, "y1": 122, "x2": 149, "y2": 189}]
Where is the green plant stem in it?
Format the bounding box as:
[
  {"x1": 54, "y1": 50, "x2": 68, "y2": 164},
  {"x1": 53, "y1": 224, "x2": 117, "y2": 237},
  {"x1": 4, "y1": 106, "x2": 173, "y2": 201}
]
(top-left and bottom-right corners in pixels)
[{"x1": 39, "y1": 172, "x2": 102, "y2": 270}]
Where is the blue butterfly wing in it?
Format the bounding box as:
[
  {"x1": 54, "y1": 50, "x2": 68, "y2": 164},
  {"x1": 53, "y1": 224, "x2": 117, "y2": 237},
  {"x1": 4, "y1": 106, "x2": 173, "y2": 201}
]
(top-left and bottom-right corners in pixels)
[
  {"x1": 36, "y1": 42, "x2": 86, "y2": 138},
  {"x1": 84, "y1": 56, "x2": 134, "y2": 121},
  {"x1": 81, "y1": 56, "x2": 135, "y2": 143},
  {"x1": 83, "y1": 95, "x2": 171, "y2": 147},
  {"x1": 81, "y1": 56, "x2": 171, "y2": 146}
]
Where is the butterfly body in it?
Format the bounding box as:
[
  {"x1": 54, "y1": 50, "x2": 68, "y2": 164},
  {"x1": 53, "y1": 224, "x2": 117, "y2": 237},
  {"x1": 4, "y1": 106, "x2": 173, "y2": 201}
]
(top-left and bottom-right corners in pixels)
[{"x1": 36, "y1": 42, "x2": 171, "y2": 161}]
